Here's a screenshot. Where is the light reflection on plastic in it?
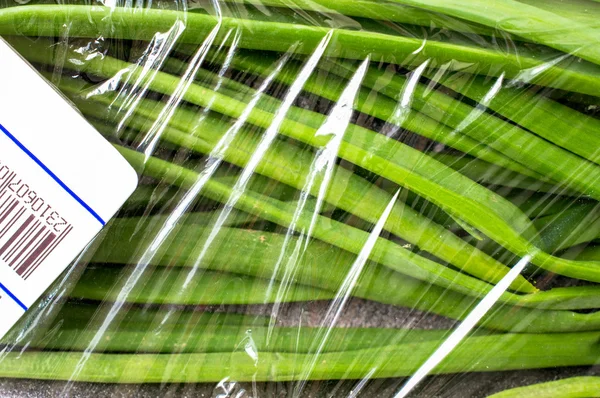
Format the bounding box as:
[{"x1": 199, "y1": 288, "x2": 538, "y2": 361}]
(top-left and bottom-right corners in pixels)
[
  {"x1": 385, "y1": 60, "x2": 430, "y2": 132},
  {"x1": 294, "y1": 188, "x2": 402, "y2": 396},
  {"x1": 60, "y1": 4, "x2": 215, "y2": 390},
  {"x1": 265, "y1": 56, "x2": 370, "y2": 343},
  {"x1": 510, "y1": 52, "x2": 570, "y2": 87},
  {"x1": 454, "y1": 72, "x2": 505, "y2": 134},
  {"x1": 394, "y1": 254, "x2": 532, "y2": 398}
]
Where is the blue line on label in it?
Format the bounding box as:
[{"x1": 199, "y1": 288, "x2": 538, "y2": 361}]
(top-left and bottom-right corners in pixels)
[
  {"x1": 0, "y1": 280, "x2": 27, "y2": 311},
  {"x1": 0, "y1": 123, "x2": 105, "y2": 225}
]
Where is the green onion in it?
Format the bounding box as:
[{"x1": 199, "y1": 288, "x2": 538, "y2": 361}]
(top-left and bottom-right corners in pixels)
[
  {"x1": 488, "y1": 376, "x2": 600, "y2": 398},
  {"x1": 48, "y1": 302, "x2": 269, "y2": 331},
  {"x1": 428, "y1": 153, "x2": 560, "y2": 193},
  {"x1": 107, "y1": 146, "x2": 519, "y2": 300},
  {"x1": 32, "y1": 325, "x2": 455, "y2": 354},
  {"x1": 2, "y1": 1, "x2": 599, "y2": 390},
  {"x1": 72, "y1": 266, "x2": 334, "y2": 305},
  {"x1": 467, "y1": 201, "x2": 600, "y2": 258},
  {"x1": 2, "y1": 5, "x2": 600, "y2": 95},
  {"x1": 534, "y1": 203, "x2": 600, "y2": 253},
  {"x1": 518, "y1": 0, "x2": 600, "y2": 29},
  {"x1": 212, "y1": 0, "x2": 499, "y2": 37},
  {"x1": 120, "y1": 185, "x2": 182, "y2": 212},
  {"x1": 17, "y1": 39, "x2": 569, "y2": 279},
  {"x1": 192, "y1": 49, "x2": 550, "y2": 180},
  {"x1": 93, "y1": 217, "x2": 600, "y2": 312},
  {"x1": 383, "y1": 0, "x2": 600, "y2": 66},
  {"x1": 322, "y1": 59, "x2": 600, "y2": 199},
  {"x1": 565, "y1": 245, "x2": 600, "y2": 262},
  {"x1": 30, "y1": 38, "x2": 600, "y2": 320},
  {"x1": 0, "y1": 331, "x2": 598, "y2": 382},
  {"x1": 36, "y1": 39, "x2": 600, "y2": 283},
  {"x1": 427, "y1": 71, "x2": 600, "y2": 166},
  {"x1": 507, "y1": 193, "x2": 586, "y2": 219},
  {"x1": 62, "y1": 83, "x2": 534, "y2": 292}
]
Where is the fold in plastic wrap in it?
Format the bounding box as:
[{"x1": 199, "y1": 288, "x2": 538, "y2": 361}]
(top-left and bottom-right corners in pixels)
[{"x1": 1, "y1": 0, "x2": 600, "y2": 396}]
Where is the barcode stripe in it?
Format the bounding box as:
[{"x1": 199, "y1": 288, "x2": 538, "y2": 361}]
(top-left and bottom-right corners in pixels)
[
  {"x1": 0, "y1": 206, "x2": 25, "y2": 241},
  {"x1": 9, "y1": 225, "x2": 45, "y2": 268},
  {"x1": 0, "y1": 172, "x2": 15, "y2": 193},
  {"x1": 4, "y1": 219, "x2": 39, "y2": 262},
  {"x1": 0, "y1": 214, "x2": 34, "y2": 258},
  {"x1": 0, "y1": 180, "x2": 73, "y2": 280},
  {"x1": 17, "y1": 231, "x2": 57, "y2": 276},
  {"x1": 24, "y1": 225, "x2": 72, "y2": 280},
  {"x1": 0, "y1": 199, "x2": 14, "y2": 237},
  {"x1": 0, "y1": 192, "x2": 11, "y2": 212},
  {"x1": 0, "y1": 202, "x2": 24, "y2": 239},
  {"x1": 0, "y1": 199, "x2": 18, "y2": 227}
]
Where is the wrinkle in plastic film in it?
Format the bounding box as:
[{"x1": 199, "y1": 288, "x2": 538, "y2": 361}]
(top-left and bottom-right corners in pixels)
[{"x1": 1, "y1": 0, "x2": 600, "y2": 397}]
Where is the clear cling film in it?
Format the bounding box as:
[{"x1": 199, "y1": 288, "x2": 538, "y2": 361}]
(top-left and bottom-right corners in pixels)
[{"x1": 0, "y1": 0, "x2": 600, "y2": 397}]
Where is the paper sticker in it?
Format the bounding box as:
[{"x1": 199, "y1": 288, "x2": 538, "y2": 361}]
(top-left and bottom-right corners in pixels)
[{"x1": 0, "y1": 39, "x2": 138, "y2": 338}]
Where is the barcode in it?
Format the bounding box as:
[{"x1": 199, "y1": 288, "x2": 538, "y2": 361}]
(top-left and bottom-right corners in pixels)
[{"x1": 0, "y1": 188, "x2": 72, "y2": 280}]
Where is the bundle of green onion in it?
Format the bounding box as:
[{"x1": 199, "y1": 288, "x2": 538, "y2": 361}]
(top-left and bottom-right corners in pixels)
[{"x1": 1, "y1": 0, "x2": 600, "y2": 395}]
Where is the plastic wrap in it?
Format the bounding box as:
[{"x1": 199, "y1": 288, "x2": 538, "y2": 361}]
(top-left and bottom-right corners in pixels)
[{"x1": 1, "y1": 0, "x2": 600, "y2": 396}]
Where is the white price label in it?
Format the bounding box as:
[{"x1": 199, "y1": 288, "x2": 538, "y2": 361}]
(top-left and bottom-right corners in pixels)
[{"x1": 0, "y1": 39, "x2": 138, "y2": 338}]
